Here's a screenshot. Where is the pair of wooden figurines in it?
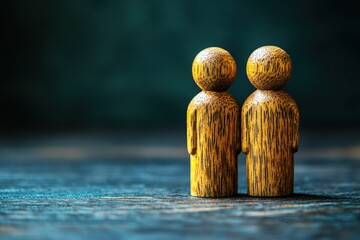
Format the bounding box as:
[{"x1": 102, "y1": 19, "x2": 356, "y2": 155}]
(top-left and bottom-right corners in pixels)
[{"x1": 187, "y1": 46, "x2": 299, "y2": 197}]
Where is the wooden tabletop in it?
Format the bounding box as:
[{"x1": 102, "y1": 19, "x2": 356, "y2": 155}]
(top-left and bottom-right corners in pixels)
[{"x1": 0, "y1": 132, "x2": 359, "y2": 239}]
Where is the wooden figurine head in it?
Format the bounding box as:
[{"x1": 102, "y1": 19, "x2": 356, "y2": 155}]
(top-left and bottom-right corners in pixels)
[
  {"x1": 246, "y1": 46, "x2": 292, "y2": 90},
  {"x1": 192, "y1": 47, "x2": 237, "y2": 92}
]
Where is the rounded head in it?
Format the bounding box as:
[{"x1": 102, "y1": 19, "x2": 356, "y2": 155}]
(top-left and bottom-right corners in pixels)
[
  {"x1": 246, "y1": 46, "x2": 292, "y2": 90},
  {"x1": 192, "y1": 47, "x2": 236, "y2": 91}
]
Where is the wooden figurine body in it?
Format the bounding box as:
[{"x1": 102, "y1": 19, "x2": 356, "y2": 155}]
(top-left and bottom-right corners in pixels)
[
  {"x1": 242, "y1": 46, "x2": 300, "y2": 197},
  {"x1": 188, "y1": 47, "x2": 240, "y2": 197}
]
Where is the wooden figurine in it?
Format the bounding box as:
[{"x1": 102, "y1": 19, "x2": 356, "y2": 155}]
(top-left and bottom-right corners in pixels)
[
  {"x1": 187, "y1": 47, "x2": 240, "y2": 197},
  {"x1": 242, "y1": 46, "x2": 300, "y2": 197}
]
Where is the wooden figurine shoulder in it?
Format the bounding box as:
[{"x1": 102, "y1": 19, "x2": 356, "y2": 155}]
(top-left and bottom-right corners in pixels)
[
  {"x1": 189, "y1": 91, "x2": 239, "y2": 109},
  {"x1": 242, "y1": 90, "x2": 298, "y2": 113}
]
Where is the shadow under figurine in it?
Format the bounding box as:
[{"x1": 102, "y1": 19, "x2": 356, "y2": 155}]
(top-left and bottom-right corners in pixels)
[{"x1": 187, "y1": 47, "x2": 240, "y2": 198}]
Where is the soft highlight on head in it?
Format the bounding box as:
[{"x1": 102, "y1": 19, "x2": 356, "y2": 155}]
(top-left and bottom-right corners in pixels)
[
  {"x1": 246, "y1": 46, "x2": 292, "y2": 90},
  {"x1": 192, "y1": 47, "x2": 237, "y2": 91}
]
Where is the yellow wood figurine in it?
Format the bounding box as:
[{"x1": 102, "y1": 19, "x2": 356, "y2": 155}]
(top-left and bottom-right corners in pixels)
[
  {"x1": 188, "y1": 47, "x2": 240, "y2": 197},
  {"x1": 242, "y1": 46, "x2": 300, "y2": 197}
]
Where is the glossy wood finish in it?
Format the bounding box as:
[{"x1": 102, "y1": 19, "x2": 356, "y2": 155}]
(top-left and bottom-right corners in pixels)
[
  {"x1": 242, "y1": 46, "x2": 300, "y2": 197},
  {"x1": 188, "y1": 47, "x2": 240, "y2": 197},
  {"x1": 246, "y1": 46, "x2": 292, "y2": 90},
  {"x1": 192, "y1": 47, "x2": 237, "y2": 92}
]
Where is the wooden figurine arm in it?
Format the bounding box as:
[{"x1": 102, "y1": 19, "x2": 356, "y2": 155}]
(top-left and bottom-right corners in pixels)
[
  {"x1": 292, "y1": 106, "x2": 300, "y2": 152},
  {"x1": 187, "y1": 107, "x2": 197, "y2": 155},
  {"x1": 235, "y1": 109, "x2": 241, "y2": 154},
  {"x1": 241, "y1": 109, "x2": 250, "y2": 154}
]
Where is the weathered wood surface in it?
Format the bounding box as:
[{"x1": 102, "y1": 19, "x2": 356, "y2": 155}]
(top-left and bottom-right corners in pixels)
[
  {"x1": 0, "y1": 134, "x2": 359, "y2": 240},
  {"x1": 188, "y1": 47, "x2": 240, "y2": 197}
]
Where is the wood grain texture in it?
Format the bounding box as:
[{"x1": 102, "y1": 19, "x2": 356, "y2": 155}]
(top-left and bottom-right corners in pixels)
[
  {"x1": 246, "y1": 46, "x2": 292, "y2": 90},
  {"x1": 192, "y1": 47, "x2": 236, "y2": 92},
  {"x1": 188, "y1": 47, "x2": 240, "y2": 197},
  {"x1": 242, "y1": 46, "x2": 299, "y2": 197},
  {"x1": 1, "y1": 151, "x2": 360, "y2": 240}
]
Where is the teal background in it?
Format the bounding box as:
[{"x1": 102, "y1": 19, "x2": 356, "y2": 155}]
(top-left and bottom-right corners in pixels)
[{"x1": 1, "y1": 0, "x2": 359, "y2": 132}]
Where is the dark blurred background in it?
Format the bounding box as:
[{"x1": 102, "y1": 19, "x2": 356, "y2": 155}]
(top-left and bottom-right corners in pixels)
[{"x1": 1, "y1": 0, "x2": 359, "y2": 134}]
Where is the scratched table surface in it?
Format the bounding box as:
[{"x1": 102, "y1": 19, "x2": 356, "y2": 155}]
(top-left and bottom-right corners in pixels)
[{"x1": 0, "y1": 131, "x2": 359, "y2": 240}]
